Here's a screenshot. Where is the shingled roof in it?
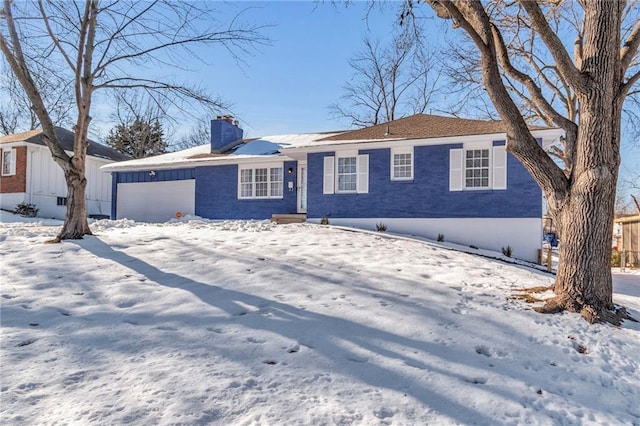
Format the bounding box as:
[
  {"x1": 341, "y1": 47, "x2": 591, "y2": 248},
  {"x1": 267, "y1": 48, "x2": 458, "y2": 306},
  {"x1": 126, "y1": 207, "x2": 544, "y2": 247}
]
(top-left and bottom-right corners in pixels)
[
  {"x1": 320, "y1": 114, "x2": 550, "y2": 141},
  {"x1": 0, "y1": 127, "x2": 130, "y2": 161}
]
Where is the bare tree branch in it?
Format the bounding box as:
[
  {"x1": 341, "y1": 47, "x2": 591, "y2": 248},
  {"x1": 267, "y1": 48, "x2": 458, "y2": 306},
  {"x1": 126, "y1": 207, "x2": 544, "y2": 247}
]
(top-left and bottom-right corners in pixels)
[
  {"x1": 620, "y1": 17, "x2": 640, "y2": 71},
  {"x1": 519, "y1": 0, "x2": 586, "y2": 91},
  {"x1": 331, "y1": 23, "x2": 441, "y2": 127}
]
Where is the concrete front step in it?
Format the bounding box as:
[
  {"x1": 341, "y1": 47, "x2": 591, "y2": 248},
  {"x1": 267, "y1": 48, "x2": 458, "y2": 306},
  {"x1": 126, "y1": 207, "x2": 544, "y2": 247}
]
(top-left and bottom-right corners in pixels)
[{"x1": 271, "y1": 214, "x2": 307, "y2": 224}]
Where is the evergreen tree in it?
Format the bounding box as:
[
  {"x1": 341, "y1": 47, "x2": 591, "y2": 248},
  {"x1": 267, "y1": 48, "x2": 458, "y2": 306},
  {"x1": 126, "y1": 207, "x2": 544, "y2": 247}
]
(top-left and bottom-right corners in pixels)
[{"x1": 106, "y1": 119, "x2": 167, "y2": 159}]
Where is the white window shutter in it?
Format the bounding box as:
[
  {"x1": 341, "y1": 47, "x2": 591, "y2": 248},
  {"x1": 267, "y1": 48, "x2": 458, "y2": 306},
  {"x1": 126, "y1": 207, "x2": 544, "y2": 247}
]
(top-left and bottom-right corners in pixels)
[
  {"x1": 492, "y1": 145, "x2": 507, "y2": 190},
  {"x1": 449, "y1": 148, "x2": 463, "y2": 191},
  {"x1": 10, "y1": 149, "x2": 17, "y2": 175},
  {"x1": 323, "y1": 156, "x2": 334, "y2": 194},
  {"x1": 357, "y1": 154, "x2": 369, "y2": 194}
]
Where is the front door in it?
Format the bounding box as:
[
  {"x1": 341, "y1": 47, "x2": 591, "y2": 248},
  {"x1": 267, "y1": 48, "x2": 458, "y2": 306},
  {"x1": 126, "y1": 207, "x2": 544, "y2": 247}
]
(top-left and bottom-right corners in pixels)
[{"x1": 297, "y1": 162, "x2": 307, "y2": 213}]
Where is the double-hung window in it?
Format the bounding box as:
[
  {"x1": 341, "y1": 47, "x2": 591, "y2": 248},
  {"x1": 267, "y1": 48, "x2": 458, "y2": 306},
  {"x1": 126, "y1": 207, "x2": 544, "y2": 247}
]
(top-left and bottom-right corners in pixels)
[
  {"x1": 337, "y1": 157, "x2": 357, "y2": 192},
  {"x1": 238, "y1": 164, "x2": 283, "y2": 199},
  {"x1": 391, "y1": 147, "x2": 413, "y2": 180},
  {"x1": 1, "y1": 148, "x2": 16, "y2": 176},
  {"x1": 323, "y1": 153, "x2": 369, "y2": 194},
  {"x1": 449, "y1": 142, "x2": 507, "y2": 191},
  {"x1": 465, "y1": 148, "x2": 490, "y2": 188}
]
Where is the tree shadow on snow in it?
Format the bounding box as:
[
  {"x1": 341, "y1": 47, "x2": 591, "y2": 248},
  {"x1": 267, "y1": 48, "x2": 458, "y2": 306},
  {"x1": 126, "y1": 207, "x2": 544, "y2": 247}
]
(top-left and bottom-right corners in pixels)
[{"x1": 75, "y1": 235, "x2": 533, "y2": 424}]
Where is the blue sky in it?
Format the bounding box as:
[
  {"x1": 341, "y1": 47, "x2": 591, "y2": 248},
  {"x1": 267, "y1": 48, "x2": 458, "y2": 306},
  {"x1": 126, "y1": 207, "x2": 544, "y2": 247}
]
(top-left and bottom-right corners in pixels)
[{"x1": 189, "y1": 1, "x2": 426, "y2": 138}]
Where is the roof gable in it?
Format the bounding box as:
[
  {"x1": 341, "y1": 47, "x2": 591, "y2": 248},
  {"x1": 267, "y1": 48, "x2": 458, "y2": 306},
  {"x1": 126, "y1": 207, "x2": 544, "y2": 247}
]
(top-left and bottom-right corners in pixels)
[{"x1": 0, "y1": 127, "x2": 130, "y2": 161}]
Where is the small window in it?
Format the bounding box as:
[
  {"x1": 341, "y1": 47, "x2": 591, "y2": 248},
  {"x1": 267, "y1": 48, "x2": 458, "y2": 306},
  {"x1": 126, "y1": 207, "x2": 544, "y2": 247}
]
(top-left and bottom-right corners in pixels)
[
  {"x1": 238, "y1": 165, "x2": 283, "y2": 199},
  {"x1": 337, "y1": 157, "x2": 357, "y2": 192},
  {"x1": 57, "y1": 197, "x2": 68, "y2": 206},
  {"x1": 391, "y1": 148, "x2": 413, "y2": 180},
  {"x1": 1, "y1": 149, "x2": 16, "y2": 176},
  {"x1": 465, "y1": 149, "x2": 490, "y2": 188}
]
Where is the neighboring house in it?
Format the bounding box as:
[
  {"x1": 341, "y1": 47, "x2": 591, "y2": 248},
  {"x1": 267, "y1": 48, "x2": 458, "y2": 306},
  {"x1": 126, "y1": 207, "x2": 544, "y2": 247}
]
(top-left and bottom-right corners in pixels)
[
  {"x1": 102, "y1": 114, "x2": 563, "y2": 262},
  {"x1": 0, "y1": 127, "x2": 129, "y2": 219},
  {"x1": 614, "y1": 215, "x2": 640, "y2": 267}
]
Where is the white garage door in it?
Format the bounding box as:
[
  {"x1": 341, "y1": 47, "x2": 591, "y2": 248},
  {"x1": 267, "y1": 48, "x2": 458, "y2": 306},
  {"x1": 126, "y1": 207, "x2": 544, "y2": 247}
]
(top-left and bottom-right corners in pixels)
[{"x1": 117, "y1": 180, "x2": 195, "y2": 222}]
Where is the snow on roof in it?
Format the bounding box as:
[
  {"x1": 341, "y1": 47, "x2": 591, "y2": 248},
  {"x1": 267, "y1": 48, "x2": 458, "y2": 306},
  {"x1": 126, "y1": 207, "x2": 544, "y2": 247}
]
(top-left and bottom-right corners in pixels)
[
  {"x1": 232, "y1": 140, "x2": 280, "y2": 155},
  {"x1": 101, "y1": 132, "x2": 343, "y2": 172}
]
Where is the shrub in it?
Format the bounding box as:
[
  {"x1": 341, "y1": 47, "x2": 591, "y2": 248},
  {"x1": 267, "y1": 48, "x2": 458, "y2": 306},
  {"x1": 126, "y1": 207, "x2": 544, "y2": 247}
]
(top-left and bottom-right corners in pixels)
[
  {"x1": 437, "y1": 233, "x2": 444, "y2": 242},
  {"x1": 15, "y1": 202, "x2": 39, "y2": 218},
  {"x1": 320, "y1": 216, "x2": 329, "y2": 225},
  {"x1": 375, "y1": 222, "x2": 387, "y2": 232},
  {"x1": 502, "y1": 245, "x2": 513, "y2": 257},
  {"x1": 611, "y1": 250, "x2": 629, "y2": 267}
]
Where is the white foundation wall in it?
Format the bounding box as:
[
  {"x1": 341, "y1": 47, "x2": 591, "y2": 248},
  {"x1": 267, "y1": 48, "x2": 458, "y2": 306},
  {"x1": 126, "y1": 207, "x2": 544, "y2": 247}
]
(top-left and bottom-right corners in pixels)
[
  {"x1": 0, "y1": 193, "x2": 27, "y2": 212},
  {"x1": 308, "y1": 217, "x2": 543, "y2": 263}
]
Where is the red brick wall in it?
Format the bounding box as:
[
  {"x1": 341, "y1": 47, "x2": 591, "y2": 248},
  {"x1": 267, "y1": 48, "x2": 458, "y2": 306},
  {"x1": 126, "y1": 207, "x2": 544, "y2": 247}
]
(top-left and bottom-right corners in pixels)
[{"x1": 0, "y1": 146, "x2": 27, "y2": 193}]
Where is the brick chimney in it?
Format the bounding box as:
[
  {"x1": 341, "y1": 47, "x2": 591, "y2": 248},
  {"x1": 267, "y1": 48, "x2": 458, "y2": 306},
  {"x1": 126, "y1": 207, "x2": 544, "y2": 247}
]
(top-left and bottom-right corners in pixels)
[{"x1": 211, "y1": 115, "x2": 243, "y2": 153}]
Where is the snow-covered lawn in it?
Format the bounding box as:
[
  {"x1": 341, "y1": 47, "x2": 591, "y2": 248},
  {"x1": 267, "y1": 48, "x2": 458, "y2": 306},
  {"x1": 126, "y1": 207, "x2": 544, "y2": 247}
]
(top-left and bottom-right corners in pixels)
[{"x1": 1, "y1": 212, "x2": 639, "y2": 425}]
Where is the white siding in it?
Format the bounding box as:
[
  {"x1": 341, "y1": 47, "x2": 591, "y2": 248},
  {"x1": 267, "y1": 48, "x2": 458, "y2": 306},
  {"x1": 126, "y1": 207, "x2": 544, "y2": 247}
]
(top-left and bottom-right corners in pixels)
[{"x1": 24, "y1": 146, "x2": 115, "y2": 219}]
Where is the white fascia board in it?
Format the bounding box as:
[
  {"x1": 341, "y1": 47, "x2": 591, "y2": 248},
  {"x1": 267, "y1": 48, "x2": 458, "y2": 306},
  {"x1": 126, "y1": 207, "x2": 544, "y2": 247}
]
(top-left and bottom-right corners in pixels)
[
  {"x1": 534, "y1": 128, "x2": 565, "y2": 149},
  {"x1": 281, "y1": 133, "x2": 506, "y2": 154},
  {"x1": 0, "y1": 141, "x2": 28, "y2": 149},
  {"x1": 282, "y1": 128, "x2": 564, "y2": 155},
  {"x1": 100, "y1": 153, "x2": 295, "y2": 173}
]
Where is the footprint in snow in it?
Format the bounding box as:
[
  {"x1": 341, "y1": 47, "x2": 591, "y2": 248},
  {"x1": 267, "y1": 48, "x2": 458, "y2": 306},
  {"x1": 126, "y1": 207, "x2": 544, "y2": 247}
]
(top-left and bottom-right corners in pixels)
[
  {"x1": 464, "y1": 376, "x2": 488, "y2": 384},
  {"x1": 374, "y1": 408, "x2": 395, "y2": 419},
  {"x1": 16, "y1": 338, "x2": 37, "y2": 347},
  {"x1": 287, "y1": 345, "x2": 300, "y2": 353},
  {"x1": 347, "y1": 354, "x2": 369, "y2": 363}
]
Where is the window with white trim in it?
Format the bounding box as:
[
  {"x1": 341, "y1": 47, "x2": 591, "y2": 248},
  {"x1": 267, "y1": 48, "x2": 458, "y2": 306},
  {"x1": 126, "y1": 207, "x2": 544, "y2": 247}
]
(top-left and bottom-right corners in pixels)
[
  {"x1": 449, "y1": 143, "x2": 507, "y2": 191},
  {"x1": 465, "y1": 148, "x2": 490, "y2": 188},
  {"x1": 238, "y1": 165, "x2": 283, "y2": 199},
  {"x1": 337, "y1": 156, "x2": 357, "y2": 192},
  {"x1": 323, "y1": 154, "x2": 369, "y2": 194},
  {"x1": 391, "y1": 147, "x2": 413, "y2": 180},
  {"x1": 2, "y1": 149, "x2": 16, "y2": 176}
]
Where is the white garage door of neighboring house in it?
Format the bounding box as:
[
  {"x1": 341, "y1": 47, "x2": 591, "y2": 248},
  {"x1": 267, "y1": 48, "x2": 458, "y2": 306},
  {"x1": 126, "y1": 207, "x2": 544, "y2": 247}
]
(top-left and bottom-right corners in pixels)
[{"x1": 117, "y1": 180, "x2": 195, "y2": 222}]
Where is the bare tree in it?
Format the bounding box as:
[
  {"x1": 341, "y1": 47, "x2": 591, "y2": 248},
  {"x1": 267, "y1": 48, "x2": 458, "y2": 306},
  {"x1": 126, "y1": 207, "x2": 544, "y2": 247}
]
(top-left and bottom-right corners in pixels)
[
  {"x1": 330, "y1": 30, "x2": 440, "y2": 128},
  {"x1": 0, "y1": 58, "x2": 73, "y2": 135},
  {"x1": 424, "y1": 0, "x2": 640, "y2": 323},
  {"x1": 172, "y1": 119, "x2": 212, "y2": 151},
  {"x1": 0, "y1": 0, "x2": 265, "y2": 241}
]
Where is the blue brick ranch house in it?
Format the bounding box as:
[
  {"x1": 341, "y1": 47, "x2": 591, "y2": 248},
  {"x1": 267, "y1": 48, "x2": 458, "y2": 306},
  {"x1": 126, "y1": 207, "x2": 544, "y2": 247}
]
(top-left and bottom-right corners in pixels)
[{"x1": 101, "y1": 114, "x2": 563, "y2": 262}]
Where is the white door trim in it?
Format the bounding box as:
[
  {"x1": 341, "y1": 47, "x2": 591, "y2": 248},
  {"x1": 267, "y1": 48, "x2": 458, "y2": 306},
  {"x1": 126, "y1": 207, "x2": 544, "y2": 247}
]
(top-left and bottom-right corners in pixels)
[{"x1": 297, "y1": 161, "x2": 307, "y2": 213}]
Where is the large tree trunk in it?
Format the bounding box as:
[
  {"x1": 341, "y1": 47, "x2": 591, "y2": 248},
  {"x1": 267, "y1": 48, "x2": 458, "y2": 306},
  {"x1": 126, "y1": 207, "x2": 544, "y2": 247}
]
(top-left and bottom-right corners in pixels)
[
  {"x1": 55, "y1": 160, "x2": 92, "y2": 241},
  {"x1": 534, "y1": 2, "x2": 628, "y2": 324},
  {"x1": 544, "y1": 98, "x2": 622, "y2": 323}
]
